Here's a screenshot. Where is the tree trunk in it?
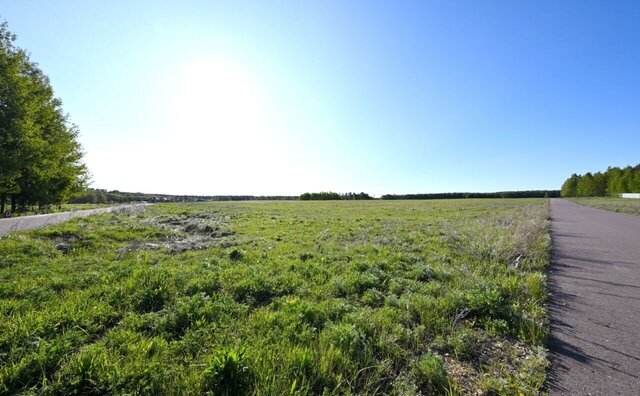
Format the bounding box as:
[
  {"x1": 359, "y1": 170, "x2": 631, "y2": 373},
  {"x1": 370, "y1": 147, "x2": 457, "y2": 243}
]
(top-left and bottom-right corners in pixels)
[
  {"x1": 11, "y1": 197, "x2": 16, "y2": 212},
  {"x1": 1, "y1": 194, "x2": 5, "y2": 214}
]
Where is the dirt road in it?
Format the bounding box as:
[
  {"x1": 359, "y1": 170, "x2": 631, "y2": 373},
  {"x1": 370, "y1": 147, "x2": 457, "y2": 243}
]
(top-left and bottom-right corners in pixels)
[
  {"x1": 0, "y1": 204, "x2": 147, "y2": 236},
  {"x1": 548, "y1": 199, "x2": 640, "y2": 394}
]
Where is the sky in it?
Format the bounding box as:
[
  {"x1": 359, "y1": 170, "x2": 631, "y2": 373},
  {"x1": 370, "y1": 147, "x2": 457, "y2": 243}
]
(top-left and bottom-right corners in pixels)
[{"x1": 1, "y1": 1, "x2": 639, "y2": 196}]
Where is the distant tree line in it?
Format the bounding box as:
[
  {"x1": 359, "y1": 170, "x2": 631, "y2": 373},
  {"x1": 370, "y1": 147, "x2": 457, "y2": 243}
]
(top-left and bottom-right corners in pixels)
[
  {"x1": 71, "y1": 189, "x2": 298, "y2": 204},
  {"x1": 209, "y1": 195, "x2": 298, "y2": 201},
  {"x1": 72, "y1": 188, "x2": 564, "y2": 205},
  {"x1": 0, "y1": 22, "x2": 87, "y2": 213},
  {"x1": 381, "y1": 190, "x2": 560, "y2": 200},
  {"x1": 560, "y1": 164, "x2": 640, "y2": 197},
  {"x1": 299, "y1": 192, "x2": 374, "y2": 200}
]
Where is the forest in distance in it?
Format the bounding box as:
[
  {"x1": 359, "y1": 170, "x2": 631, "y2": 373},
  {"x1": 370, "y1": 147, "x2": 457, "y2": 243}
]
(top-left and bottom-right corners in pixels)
[
  {"x1": 560, "y1": 164, "x2": 640, "y2": 197},
  {"x1": 70, "y1": 189, "x2": 562, "y2": 205}
]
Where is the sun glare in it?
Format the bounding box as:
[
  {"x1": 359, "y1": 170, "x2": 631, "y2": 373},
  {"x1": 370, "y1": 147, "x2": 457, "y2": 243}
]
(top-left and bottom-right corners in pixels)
[
  {"x1": 163, "y1": 57, "x2": 292, "y2": 193},
  {"x1": 174, "y1": 58, "x2": 265, "y2": 145}
]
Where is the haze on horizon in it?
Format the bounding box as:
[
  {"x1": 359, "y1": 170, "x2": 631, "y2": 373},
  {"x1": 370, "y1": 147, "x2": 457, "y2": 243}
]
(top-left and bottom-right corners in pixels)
[{"x1": 1, "y1": 1, "x2": 639, "y2": 196}]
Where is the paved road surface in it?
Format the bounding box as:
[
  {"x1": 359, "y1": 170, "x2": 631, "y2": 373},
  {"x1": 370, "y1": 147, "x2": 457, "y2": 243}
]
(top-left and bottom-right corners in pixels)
[
  {"x1": 0, "y1": 204, "x2": 147, "y2": 236},
  {"x1": 548, "y1": 199, "x2": 640, "y2": 395}
]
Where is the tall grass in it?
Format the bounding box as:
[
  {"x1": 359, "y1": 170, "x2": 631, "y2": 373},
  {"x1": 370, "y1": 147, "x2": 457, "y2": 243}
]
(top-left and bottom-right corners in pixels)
[{"x1": 569, "y1": 196, "x2": 640, "y2": 216}]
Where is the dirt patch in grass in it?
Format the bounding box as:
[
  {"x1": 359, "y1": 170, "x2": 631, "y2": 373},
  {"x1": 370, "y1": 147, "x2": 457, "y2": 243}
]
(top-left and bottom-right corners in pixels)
[
  {"x1": 120, "y1": 212, "x2": 237, "y2": 253},
  {"x1": 37, "y1": 229, "x2": 97, "y2": 254}
]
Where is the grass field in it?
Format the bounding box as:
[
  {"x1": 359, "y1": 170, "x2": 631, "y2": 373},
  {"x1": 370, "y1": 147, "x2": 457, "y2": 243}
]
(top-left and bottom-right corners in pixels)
[
  {"x1": 0, "y1": 199, "x2": 550, "y2": 395},
  {"x1": 569, "y1": 197, "x2": 640, "y2": 216}
]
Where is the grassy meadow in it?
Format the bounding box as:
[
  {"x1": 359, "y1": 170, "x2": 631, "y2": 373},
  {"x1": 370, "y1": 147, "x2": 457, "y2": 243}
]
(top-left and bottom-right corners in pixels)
[
  {"x1": 0, "y1": 199, "x2": 550, "y2": 395},
  {"x1": 569, "y1": 197, "x2": 640, "y2": 216}
]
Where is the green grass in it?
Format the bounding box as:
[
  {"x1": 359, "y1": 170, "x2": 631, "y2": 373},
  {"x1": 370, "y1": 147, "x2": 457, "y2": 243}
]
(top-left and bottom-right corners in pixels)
[
  {"x1": 569, "y1": 197, "x2": 640, "y2": 216},
  {"x1": 0, "y1": 199, "x2": 550, "y2": 394}
]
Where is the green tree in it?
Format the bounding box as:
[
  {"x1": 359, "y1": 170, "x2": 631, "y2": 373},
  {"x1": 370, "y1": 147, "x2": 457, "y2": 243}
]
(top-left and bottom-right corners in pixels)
[
  {"x1": 621, "y1": 166, "x2": 635, "y2": 193},
  {"x1": 0, "y1": 22, "x2": 29, "y2": 213},
  {"x1": 576, "y1": 173, "x2": 595, "y2": 197},
  {"x1": 561, "y1": 163, "x2": 640, "y2": 198},
  {"x1": 560, "y1": 174, "x2": 580, "y2": 197},
  {"x1": 605, "y1": 167, "x2": 625, "y2": 195},
  {"x1": 631, "y1": 166, "x2": 640, "y2": 192},
  {"x1": 592, "y1": 172, "x2": 607, "y2": 196},
  {"x1": 0, "y1": 21, "x2": 87, "y2": 212}
]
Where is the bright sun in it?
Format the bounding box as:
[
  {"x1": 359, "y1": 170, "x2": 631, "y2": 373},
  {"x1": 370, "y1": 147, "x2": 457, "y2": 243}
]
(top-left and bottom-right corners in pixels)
[
  {"x1": 163, "y1": 57, "x2": 289, "y2": 192},
  {"x1": 174, "y1": 58, "x2": 265, "y2": 144}
]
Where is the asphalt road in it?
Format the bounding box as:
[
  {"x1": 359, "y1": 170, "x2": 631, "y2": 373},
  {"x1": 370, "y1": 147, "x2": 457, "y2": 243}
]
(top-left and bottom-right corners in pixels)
[
  {"x1": 548, "y1": 199, "x2": 640, "y2": 395},
  {"x1": 0, "y1": 204, "x2": 147, "y2": 236}
]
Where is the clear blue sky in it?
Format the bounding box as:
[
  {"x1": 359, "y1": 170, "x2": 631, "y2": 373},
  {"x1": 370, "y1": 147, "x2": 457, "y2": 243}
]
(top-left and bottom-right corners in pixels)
[{"x1": 1, "y1": 1, "x2": 639, "y2": 196}]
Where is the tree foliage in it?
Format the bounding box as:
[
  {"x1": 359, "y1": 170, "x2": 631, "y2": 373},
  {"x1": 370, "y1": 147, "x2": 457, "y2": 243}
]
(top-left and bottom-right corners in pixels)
[
  {"x1": 381, "y1": 190, "x2": 560, "y2": 200},
  {"x1": 71, "y1": 189, "x2": 299, "y2": 204},
  {"x1": 0, "y1": 21, "x2": 87, "y2": 212},
  {"x1": 560, "y1": 164, "x2": 640, "y2": 197}
]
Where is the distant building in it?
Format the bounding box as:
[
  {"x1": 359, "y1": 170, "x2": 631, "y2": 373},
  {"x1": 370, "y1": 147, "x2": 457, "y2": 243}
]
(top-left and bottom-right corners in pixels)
[{"x1": 620, "y1": 193, "x2": 640, "y2": 199}]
